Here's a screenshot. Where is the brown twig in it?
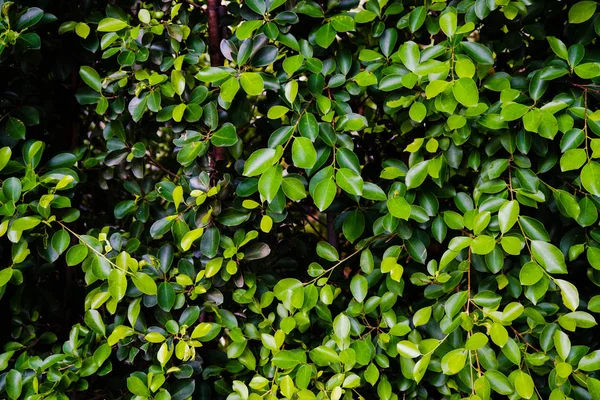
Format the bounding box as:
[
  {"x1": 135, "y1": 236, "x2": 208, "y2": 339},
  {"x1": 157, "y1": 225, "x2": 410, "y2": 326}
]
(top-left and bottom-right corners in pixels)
[
  {"x1": 510, "y1": 326, "x2": 541, "y2": 353},
  {"x1": 207, "y1": 0, "x2": 223, "y2": 67},
  {"x1": 304, "y1": 216, "x2": 328, "y2": 242},
  {"x1": 146, "y1": 152, "x2": 178, "y2": 179}
]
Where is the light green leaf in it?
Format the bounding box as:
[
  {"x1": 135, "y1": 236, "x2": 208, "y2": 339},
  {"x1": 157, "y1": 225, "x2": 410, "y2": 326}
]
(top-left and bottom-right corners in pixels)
[
  {"x1": 258, "y1": 165, "x2": 283, "y2": 202},
  {"x1": 387, "y1": 196, "x2": 411, "y2": 220},
  {"x1": 531, "y1": 240, "x2": 567, "y2": 274},
  {"x1": 292, "y1": 137, "x2": 317, "y2": 169},
  {"x1": 243, "y1": 148, "x2": 277, "y2": 177},
  {"x1": 440, "y1": 12, "x2": 457, "y2": 37},
  {"x1": 108, "y1": 269, "x2": 127, "y2": 301},
  {"x1": 336, "y1": 168, "x2": 363, "y2": 196},
  {"x1": 498, "y1": 200, "x2": 519, "y2": 233},
  {"x1": 556, "y1": 279, "x2": 579, "y2": 311},
  {"x1": 568, "y1": 1, "x2": 597, "y2": 23},
  {"x1": 581, "y1": 162, "x2": 600, "y2": 196},
  {"x1": 240, "y1": 72, "x2": 264, "y2": 96},
  {"x1": 452, "y1": 78, "x2": 479, "y2": 107},
  {"x1": 97, "y1": 18, "x2": 128, "y2": 32},
  {"x1": 315, "y1": 23, "x2": 336, "y2": 48}
]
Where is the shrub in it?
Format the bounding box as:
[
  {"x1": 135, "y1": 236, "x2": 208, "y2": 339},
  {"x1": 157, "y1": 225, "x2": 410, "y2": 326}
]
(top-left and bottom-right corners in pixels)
[{"x1": 1, "y1": 0, "x2": 600, "y2": 399}]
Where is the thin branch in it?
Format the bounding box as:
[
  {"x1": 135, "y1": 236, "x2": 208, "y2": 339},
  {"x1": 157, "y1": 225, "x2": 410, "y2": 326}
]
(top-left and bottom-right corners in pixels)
[
  {"x1": 207, "y1": 0, "x2": 223, "y2": 67},
  {"x1": 146, "y1": 152, "x2": 178, "y2": 179},
  {"x1": 304, "y1": 216, "x2": 328, "y2": 242}
]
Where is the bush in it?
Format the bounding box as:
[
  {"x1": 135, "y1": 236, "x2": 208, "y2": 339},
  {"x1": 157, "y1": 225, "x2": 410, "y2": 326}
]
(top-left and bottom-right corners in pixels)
[{"x1": 2, "y1": 0, "x2": 600, "y2": 398}]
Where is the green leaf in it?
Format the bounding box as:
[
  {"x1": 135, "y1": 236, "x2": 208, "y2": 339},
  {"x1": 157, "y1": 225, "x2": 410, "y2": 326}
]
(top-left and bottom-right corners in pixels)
[
  {"x1": 554, "y1": 330, "x2": 571, "y2": 360},
  {"x1": 196, "y1": 67, "x2": 233, "y2": 82},
  {"x1": 84, "y1": 309, "x2": 106, "y2": 336},
  {"x1": 292, "y1": 137, "x2": 317, "y2": 169},
  {"x1": 408, "y1": 6, "x2": 426, "y2": 33},
  {"x1": 547, "y1": 36, "x2": 568, "y2": 60},
  {"x1": 243, "y1": 148, "x2": 277, "y2": 177},
  {"x1": 267, "y1": 105, "x2": 289, "y2": 119},
  {"x1": 343, "y1": 210, "x2": 365, "y2": 243},
  {"x1": 363, "y1": 182, "x2": 387, "y2": 201},
  {"x1": 387, "y1": 196, "x2": 411, "y2": 220},
  {"x1": 461, "y1": 42, "x2": 494, "y2": 65},
  {"x1": 272, "y1": 350, "x2": 305, "y2": 369},
  {"x1": 108, "y1": 269, "x2": 127, "y2": 301},
  {"x1": 556, "y1": 279, "x2": 579, "y2": 311},
  {"x1": 579, "y1": 350, "x2": 600, "y2": 371},
  {"x1": 240, "y1": 72, "x2": 264, "y2": 96},
  {"x1": 441, "y1": 349, "x2": 467, "y2": 375},
  {"x1": 158, "y1": 282, "x2": 176, "y2": 312},
  {"x1": 336, "y1": 168, "x2": 363, "y2": 196},
  {"x1": 12, "y1": 216, "x2": 42, "y2": 231},
  {"x1": 16, "y1": 7, "x2": 43, "y2": 30},
  {"x1": 273, "y1": 278, "x2": 304, "y2": 310},
  {"x1": 465, "y1": 332, "x2": 489, "y2": 350},
  {"x1": 299, "y1": 113, "x2": 318, "y2": 141},
  {"x1": 6, "y1": 369, "x2": 22, "y2": 400},
  {"x1": 498, "y1": 200, "x2": 519, "y2": 233},
  {"x1": 560, "y1": 148, "x2": 586, "y2": 171},
  {"x1": 79, "y1": 66, "x2": 102, "y2": 92},
  {"x1": 331, "y1": 15, "x2": 354, "y2": 32},
  {"x1": 211, "y1": 123, "x2": 238, "y2": 147},
  {"x1": 66, "y1": 244, "x2": 89, "y2": 266},
  {"x1": 316, "y1": 241, "x2": 339, "y2": 262},
  {"x1": 281, "y1": 177, "x2": 307, "y2": 201},
  {"x1": 133, "y1": 272, "x2": 157, "y2": 295},
  {"x1": 514, "y1": 371, "x2": 534, "y2": 399},
  {"x1": 501, "y1": 103, "x2": 529, "y2": 121},
  {"x1": 568, "y1": 1, "x2": 597, "y2": 23},
  {"x1": 220, "y1": 77, "x2": 240, "y2": 102},
  {"x1": 310, "y1": 346, "x2": 340, "y2": 365},
  {"x1": 471, "y1": 235, "x2": 496, "y2": 255},
  {"x1": 6, "y1": 117, "x2": 25, "y2": 140},
  {"x1": 588, "y1": 378, "x2": 600, "y2": 399},
  {"x1": 406, "y1": 160, "x2": 429, "y2": 189},
  {"x1": 485, "y1": 370, "x2": 513, "y2": 395},
  {"x1": 98, "y1": 18, "x2": 128, "y2": 32},
  {"x1": 531, "y1": 241, "x2": 567, "y2": 274},
  {"x1": 445, "y1": 291, "x2": 468, "y2": 318},
  {"x1": 127, "y1": 376, "x2": 150, "y2": 397},
  {"x1": 0, "y1": 147, "x2": 11, "y2": 171},
  {"x1": 452, "y1": 78, "x2": 479, "y2": 107},
  {"x1": 440, "y1": 12, "x2": 457, "y2": 37},
  {"x1": 315, "y1": 23, "x2": 336, "y2": 48},
  {"x1": 313, "y1": 178, "x2": 337, "y2": 211},
  {"x1": 397, "y1": 340, "x2": 421, "y2": 358},
  {"x1": 258, "y1": 165, "x2": 283, "y2": 202},
  {"x1": 201, "y1": 226, "x2": 219, "y2": 258},
  {"x1": 520, "y1": 262, "x2": 543, "y2": 285},
  {"x1": 398, "y1": 41, "x2": 420, "y2": 72},
  {"x1": 575, "y1": 62, "x2": 600, "y2": 79},
  {"x1": 333, "y1": 313, "x2": 350, "y2": 338},
  {"x1": 409, "y1": 101, "x2": 427, "y2": 122},
  {"x1": 581, "y1": 162, "x2": 600, "y2": 196},
  {"x1": 236, "y1": 20, "x2": 263, "y2": 39},
  {"x1": 3, "y1": 177, "x2": 22, "y2": 201},
  {"x1": 350, "y1": 274, "x2": 368, "y2": 302}
]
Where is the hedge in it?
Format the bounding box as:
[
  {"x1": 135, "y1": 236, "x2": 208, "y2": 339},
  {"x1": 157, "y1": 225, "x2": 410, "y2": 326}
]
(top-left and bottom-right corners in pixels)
[{"x1": 1, "y1": 0, "x2": 600, "y2": 399}]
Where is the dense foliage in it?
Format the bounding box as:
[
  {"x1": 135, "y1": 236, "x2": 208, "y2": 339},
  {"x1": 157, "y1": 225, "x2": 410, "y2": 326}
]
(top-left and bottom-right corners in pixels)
[{"x1": 2, "y1": 0, "x2": 600, "y2": 398}]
